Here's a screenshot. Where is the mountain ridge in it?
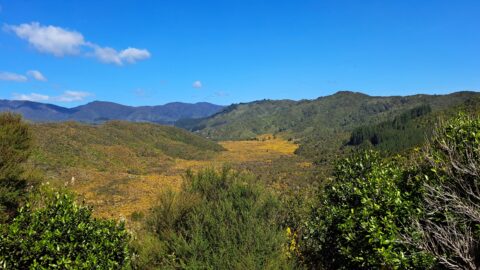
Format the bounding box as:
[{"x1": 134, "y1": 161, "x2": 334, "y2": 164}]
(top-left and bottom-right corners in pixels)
[{"x1": 0, "y1": 99, "x2": 225, "y2": 124}]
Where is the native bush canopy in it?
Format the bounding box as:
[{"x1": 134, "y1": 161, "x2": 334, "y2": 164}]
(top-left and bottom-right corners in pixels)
[
  {"x1": 299, "y1": 114, "x2": 480, "y2": 270},
  {"x1": 301, "y1": 151, "x2": 433, "y2": 269},
  {"x1": 0, "y1": 191, "x2": 130, "y2": 269}
]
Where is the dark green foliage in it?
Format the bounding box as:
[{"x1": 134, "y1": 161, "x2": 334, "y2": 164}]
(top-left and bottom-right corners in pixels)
[
  {"x1": 0, "y1": 113, "x2": 32, "y2": 222},
  {"x1": 302, "y1": 151, "x2": 432, "y2": 269},
  {"x1": 347, "y1": 105, "x2": 432, "y2": 152},
  {"x1": 345, "y1": 97, "x2": 480, "y2": 156},
  {"x1": 132, "y1": 168, "x2": 291, "y2": 269},
  {"x1": 0, "y1": 113, "x2": 32, "y2": 179},
  {"x1": 0, "y1": 191, "x2": 130, "y2": 269}
]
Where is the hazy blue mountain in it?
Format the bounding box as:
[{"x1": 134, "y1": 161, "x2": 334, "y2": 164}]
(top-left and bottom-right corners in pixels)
[{"x1": 0, "y1": 100, "x2": 224, "y2": 124}]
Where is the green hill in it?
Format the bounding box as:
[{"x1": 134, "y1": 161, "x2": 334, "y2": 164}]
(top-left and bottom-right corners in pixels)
[
  {"x1": 30, "y1": 121, "x2": 224, "y2": 176},
  {"x1": 177, "y1": 91, "x2": 480, "y2": 160}
]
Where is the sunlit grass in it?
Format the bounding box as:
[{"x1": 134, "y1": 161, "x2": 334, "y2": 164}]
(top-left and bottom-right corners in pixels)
[
  {"x1": 32, "y1": 123, "x2": 311, "y2": 220},
  {"x1": 87, "y1": 136, "x2": 307, "y2": 219}
]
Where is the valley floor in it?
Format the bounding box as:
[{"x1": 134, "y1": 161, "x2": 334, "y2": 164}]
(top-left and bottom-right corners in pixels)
[{"x1": 58, "y1": 136, "x2": 311, "y2": 219}]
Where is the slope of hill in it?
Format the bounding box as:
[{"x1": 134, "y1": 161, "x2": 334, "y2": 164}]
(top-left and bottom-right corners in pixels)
[
  {"x1": 176, "y1": 91, "x2": 480, "y2": 160},
  {"x1": 0, "y1": 100, "x2": 224, "y2": 124},
  {"x1": 30, "y1": 121, "x2": 225, "y2": 175},
  {"x1": 27, "y1": 121, "x2": 312, "y2": 217}
]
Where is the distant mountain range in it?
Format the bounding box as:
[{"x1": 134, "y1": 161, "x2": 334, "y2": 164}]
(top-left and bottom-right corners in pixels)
[{"x1": 0, "y1": 100, "x2": 225, "y2": 124}]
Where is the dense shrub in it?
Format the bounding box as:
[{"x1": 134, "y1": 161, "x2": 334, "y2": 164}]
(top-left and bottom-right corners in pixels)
[
  {"x1": 409, "y1": 115, "x2": 480, "y2": 269},
  {"x1": 0, "y1": 113, "x2": 32, "y2": 222},
  {"x1": 301, "y1": 151, "x2": 432, "y2": 269},
  {"x1": 132, "y1": 168, "x2": 292, "y2": 269},
  {"x1": 0, "y1": 191, "x2": 130, "y2": 269}
]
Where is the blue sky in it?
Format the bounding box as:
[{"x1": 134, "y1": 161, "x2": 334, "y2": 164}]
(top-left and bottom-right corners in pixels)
[{"x1": 0, "y1": 0, "x2": 479, "y2": 106}]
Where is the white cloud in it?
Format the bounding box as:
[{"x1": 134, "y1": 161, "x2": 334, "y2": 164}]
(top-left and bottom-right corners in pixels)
[
  {"x1": 92, "y1": 45, "x2": 151, "y2": 65},
  {"x1": 0, "y1": 70, "x2": 47, "y2": 82},
  {"x1": 13, "y1": 93, "x2": 49, "y2": 102},
  {"x1": 55, "y1": 91, "x2": 90, "y2": 102},
  {"x1": 0, "y1": 72, "x2": 28, "y2": 82},
  {"x1": 92, "y1": 45, "x2": 122, "y2": 65},
  {"x1": 192, "y1": 80, "x2": 202, "y2": 89},
  {"x1": 119, "y1": 48, "x2": 151, "y2": 64},
  {"x1": 5, "y1": 22, "x2": 84, "y2": 56},
  {"x1": 12, "y1": 91, "x2": 91, "y2": 103},
  {"x1": 27, "y1": 70, "x2": 47, "y2": 81},
  {"x1": 5, "y1": 22, "x2": 151, "y2": 65}
]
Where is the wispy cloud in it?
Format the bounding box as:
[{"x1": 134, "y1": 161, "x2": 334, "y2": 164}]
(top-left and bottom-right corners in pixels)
[
  {"x1": 0, "y1": 72, "x2": 28, "y2": 82},
  {"x1": 119, "y1": 47, "x2": 151, "y2": 64},
  {"x1": 55, "y1": 91, "x2": 91, "y2": 102},
  {"x1": 215, "y1": 91, "x2": 229, "y2": 97},
  {"x1": 133, "y1": 88, "x2": 148, "y2": 98},
  {"x1": 91, "y1": 45, "x2": 150, "y2": 65},
  {"x1": 91, "y1": 46, "x2": 122, "y2": 65},
  {"x1": 13, "y1": 90, "x2": 91, "y2": 103},
  {"x1": 27, "y1": 70, "x2": 47, "y2": 81},
  {"x1": 4, "y1": 22, "x2": 151, "y2": 65},
  {"x1": 13, "y1": 93, "x2": 50, "y2": 102},
  {"x1": 0, "y1": 70, "x2": 48, "y2": 82},
  {"x1": 192, "y1": 80, "x2": 202, "y2": 89}
]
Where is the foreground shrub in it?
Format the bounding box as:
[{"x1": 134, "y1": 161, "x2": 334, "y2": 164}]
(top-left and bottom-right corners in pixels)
[
  {"x1": 302, "y1": 151, "x2": 432, "y2": 269},
  {"x1": 409, "y1": 115, "x2": 480, "y2": 269},
  {"x1": 132, "y1": 168, "x2": 291, "y2": 269},
  {"x1": 0, "y1": 191, "x2": 130, "y2": 269},
  {"x1": 0, "y1": 113, "x2": 32, "y2": 222}
]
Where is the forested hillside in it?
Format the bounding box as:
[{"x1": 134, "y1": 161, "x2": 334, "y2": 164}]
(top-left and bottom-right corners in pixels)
[
  {"x1": 346, "y1": 97, "x2": 480, "y2": 153},
  {"x1": 178, "y1": 91, "x2": 480, "y2": 161}
]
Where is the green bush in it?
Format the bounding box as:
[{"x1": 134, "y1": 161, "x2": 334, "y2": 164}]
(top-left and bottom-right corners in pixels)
[
  {"x1": 409, "y1": 114, "x2": 480, "y2": 269},
  {"x1": 301, "y1": 151, "x2": 432, "y2": 269},
  {"x1": 132, "y1": 168, "x2": 292, "y2": 269},
  {"x1": 0, "y1": 112, "x2": 32, "y2": 222},
  {"x1": 0, "y1": 190, "x2": 130, "y2": 269}
]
